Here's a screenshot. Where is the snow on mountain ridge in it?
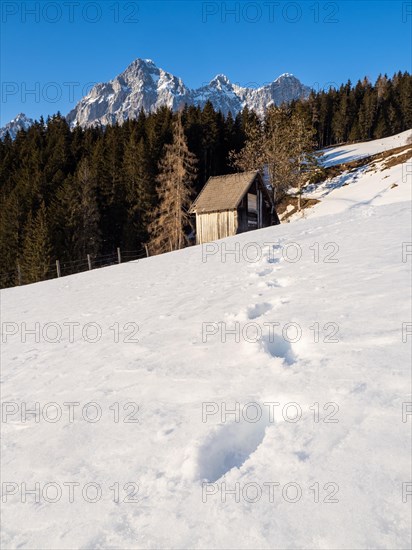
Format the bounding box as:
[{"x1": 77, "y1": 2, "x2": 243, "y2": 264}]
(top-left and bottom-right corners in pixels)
[
  {"x1": 0, "y1": 61, "x2": 310, "y2": 134},
  {"x1": 0, "y1": 113, "x2": 34, "y2": 140},
  {"x1": 65, "y1": 59, "x2": 191, "y2": 127},
  {"x1": 66, "y1": 58, "x2": 311, "y2": 127}
]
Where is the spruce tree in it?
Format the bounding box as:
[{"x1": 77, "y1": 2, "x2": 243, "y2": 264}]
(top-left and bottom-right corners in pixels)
[
  {"x1": 201, "y1": 101, "x2": 219, "y2": 181},
  {"x1": 20, "y1": 202, "x2": 51, "y2": 284},
  {"x1": 148, "y1": 114, "x2": 197, "y2": 254},
  {"x1": 0, "y1": 193, "x2": 20, "y2": 287},
  {"x1": 69, "y1": 158, "x2": 101, "y2": 261},
  {"x1": 230, "y1": 110, "x2": 265, "y2": 173},
  {"x1": 123, "y1": 133, "x2": 153, "y2": 248}
]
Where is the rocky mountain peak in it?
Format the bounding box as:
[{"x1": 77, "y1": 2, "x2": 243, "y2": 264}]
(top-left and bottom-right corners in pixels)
[{"x1": 1, "y1": 60, "x2": 312, "y2": 136}]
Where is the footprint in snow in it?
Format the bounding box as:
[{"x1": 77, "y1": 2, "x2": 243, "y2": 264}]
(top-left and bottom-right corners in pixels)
[
  {"x1": 246, "y1": 302, "x2": 273, "y2": 320},
  {"x1": 294, "y1": 451, "x2": 310, "y2": 462},
  {"x1": 258, "y1": 279, "x2": 282, "y2": 288},
  {"x1": 193, "y1": 417, "x2": 269, "y2": 483},
  {"x1": 255, "y1": 267, "x2": 273, "y2": 277},
  {"x1": 260, "y1": 333, "x2": 297, "y2": 365}
]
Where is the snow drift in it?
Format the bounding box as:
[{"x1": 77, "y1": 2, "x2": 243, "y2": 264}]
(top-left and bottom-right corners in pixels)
[{"x1": 1, "y1": 132, "x2": 411, "y2": 549}]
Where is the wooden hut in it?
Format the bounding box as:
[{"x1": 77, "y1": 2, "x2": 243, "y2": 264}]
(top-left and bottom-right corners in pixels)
[{"x1": 189, "y1": 170, "x2": 279, "y2": 244}]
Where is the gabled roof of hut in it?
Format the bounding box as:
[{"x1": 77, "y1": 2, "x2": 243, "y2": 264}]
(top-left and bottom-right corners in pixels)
[{"x1": 190, "y1": 171, "x2": 271, "y2": 214}]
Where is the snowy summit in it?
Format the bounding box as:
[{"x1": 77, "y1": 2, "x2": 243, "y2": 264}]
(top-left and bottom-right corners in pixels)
[
  {"x1": 0, "y1": 113, "x2": 34, "y2": 140},
  {"x1": 65, "y1": 59, "x2": 310, "y2": 127},
  {"x1": 0, "y1": 62, "x2": 310, "y2": 135}
]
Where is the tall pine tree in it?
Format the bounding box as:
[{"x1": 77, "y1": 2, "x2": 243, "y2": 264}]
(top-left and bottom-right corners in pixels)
[
  {"x1": 148, "y1": 115, "x2": 197, "y2": 254},
  {"x1": 20, "y1": 202, "x2": 51, "y2": 284}
]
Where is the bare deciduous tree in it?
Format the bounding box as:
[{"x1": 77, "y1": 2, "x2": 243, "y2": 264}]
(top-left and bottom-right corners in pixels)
[{"x1": 231, "y1": 107, "x2": 319, "y2": 209}]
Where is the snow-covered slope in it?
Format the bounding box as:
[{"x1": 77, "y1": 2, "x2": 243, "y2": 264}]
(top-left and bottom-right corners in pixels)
[
  {"x1": 65, "y1": 59, "x2": 310, "y2": 127},
  {"x1": 1, "y1": 135, "x2": 411, "y2": 549},
  {"x1": 290, "y1": 129, "x2": 412, "y2": 221},
  {"x1": 321, "y1": 129, "x2": 412, "y2": 166}
]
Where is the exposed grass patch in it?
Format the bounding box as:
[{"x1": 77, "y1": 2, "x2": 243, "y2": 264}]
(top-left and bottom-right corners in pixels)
[
  {"x1": 381, "y1": 147, "x2": 412, "y2": 169},
  {"x1": 276, "y1": 142, "x2": 411, "y2": 221},
  {"x1": 276, "y1": 196, "x2": 320, "y2": 221}
]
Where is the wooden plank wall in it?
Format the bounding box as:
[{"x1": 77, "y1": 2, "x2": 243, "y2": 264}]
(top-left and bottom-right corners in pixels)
[{"x1": 196, "y1": 210, "x2": 238, "y2": 244}]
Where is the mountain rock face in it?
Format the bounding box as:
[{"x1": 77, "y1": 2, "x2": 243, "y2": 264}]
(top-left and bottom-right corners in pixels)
[
  {"x1": 66, "y1": 59, "x2": 311, "y2": 127},
  {"x1": 66, "y1": 59, "x2": 191, "y2": 128},
  {"x1": 190, "y1": 72, "x2": 310, "y2": 117},
  {"x1": 1, "y1": 60, "x2": 311, "y2": 136},
  {"x1": 0, "y1": 113, "x2": 34, "y2": 139}
]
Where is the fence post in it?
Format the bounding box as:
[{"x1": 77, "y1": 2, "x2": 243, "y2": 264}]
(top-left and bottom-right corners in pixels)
[
  {"x1": 56, "y1": 260, "x2": 61, "y2": 278},
  {"x1": 87, "y1": 254, "x2": 92, "y2": 270},
  {"x1": 117, "y1": 247, "x2": 121, "y2": 264},
  {"x1": 17, "y1": 262, "x2": 22, "y2": 286},
  {"x1": 144, "y1": 244, "x2": 149, "y2": 258}
]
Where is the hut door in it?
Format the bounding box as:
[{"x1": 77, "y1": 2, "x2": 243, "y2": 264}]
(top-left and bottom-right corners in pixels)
[
  {"x1": 258, "y1": 189, "x2": 263, "y2": 228},
  {"x1": 247, "y1": 193, "x2": 258, "y2": 229}
]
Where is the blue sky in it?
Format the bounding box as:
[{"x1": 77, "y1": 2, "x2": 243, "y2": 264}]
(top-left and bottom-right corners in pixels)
[{"x1": 0, "y1": 0, "x2": 411, "y2": 124}]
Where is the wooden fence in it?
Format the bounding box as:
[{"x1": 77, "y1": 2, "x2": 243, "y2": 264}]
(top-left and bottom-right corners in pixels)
[{"x1": 0, "y1": 247, "x2": 149, "y2": 289}]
